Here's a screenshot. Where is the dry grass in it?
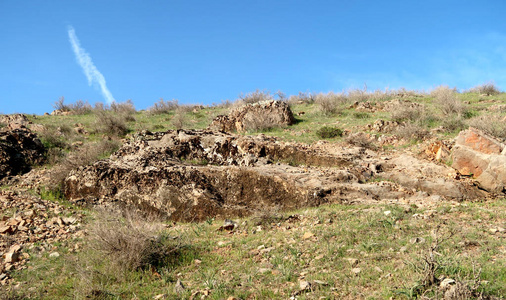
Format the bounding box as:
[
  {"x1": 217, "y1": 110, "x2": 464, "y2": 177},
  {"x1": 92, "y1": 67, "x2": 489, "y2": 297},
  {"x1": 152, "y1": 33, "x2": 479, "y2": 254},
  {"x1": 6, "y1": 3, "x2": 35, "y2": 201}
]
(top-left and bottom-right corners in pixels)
[{"x1": 395, "y1": 122, "x2": 430, "y2": 141}]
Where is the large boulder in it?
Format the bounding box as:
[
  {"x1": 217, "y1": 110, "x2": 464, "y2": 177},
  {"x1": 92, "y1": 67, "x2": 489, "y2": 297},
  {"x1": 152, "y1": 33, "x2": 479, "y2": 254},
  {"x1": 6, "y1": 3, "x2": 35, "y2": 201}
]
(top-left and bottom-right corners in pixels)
[
  {"x1": 208, "y1": 100, "x2": 295, "y2": 132},
  {"x1": 452, "y1": 127, "x2": 506, "y2": 193},
  {"x1": 0, "y1": 128, "x2": 46, "y2": 180}
]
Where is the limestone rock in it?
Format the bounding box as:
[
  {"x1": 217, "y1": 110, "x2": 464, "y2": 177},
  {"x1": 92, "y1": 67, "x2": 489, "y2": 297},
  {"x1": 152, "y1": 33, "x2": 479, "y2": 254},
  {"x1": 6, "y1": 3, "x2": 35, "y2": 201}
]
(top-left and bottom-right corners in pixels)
[{"x1": 208, "y1": 100, "x2": 295, "y2": 133}]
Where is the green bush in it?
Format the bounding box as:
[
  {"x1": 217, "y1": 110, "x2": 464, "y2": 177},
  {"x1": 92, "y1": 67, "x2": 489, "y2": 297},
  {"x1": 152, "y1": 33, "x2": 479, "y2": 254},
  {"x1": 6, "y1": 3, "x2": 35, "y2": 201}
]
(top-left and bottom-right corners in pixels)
[{"x1": 316, "y1": 126, "x2": 343, "y2": 139}]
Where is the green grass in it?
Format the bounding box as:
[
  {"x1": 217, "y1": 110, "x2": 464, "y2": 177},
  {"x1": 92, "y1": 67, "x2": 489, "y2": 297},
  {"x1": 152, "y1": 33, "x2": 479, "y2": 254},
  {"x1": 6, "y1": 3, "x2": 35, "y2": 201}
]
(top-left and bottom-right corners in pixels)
[{"x1": 8, "y1": 199, "x2": 506, "y2": 299}]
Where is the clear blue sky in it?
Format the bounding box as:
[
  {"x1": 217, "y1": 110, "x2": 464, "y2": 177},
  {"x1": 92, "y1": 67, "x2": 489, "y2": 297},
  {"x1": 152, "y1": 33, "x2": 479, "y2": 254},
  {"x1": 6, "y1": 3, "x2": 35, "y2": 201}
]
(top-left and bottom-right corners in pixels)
[{"x1": 1, "y1": 1, "x2": 505, "y2": 114}]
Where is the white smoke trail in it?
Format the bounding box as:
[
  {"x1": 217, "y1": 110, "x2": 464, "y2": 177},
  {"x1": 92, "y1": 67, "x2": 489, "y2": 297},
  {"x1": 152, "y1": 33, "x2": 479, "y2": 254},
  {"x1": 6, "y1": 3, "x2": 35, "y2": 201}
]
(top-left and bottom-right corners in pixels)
[{"x1": 68, "y1": 26, "x2": 115, "y2": 105}]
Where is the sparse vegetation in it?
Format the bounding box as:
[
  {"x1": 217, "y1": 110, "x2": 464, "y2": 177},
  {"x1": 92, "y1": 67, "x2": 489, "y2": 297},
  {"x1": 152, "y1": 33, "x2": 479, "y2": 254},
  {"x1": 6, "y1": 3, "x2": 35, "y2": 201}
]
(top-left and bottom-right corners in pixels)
[{"x1": 3, "y1": 86, "x2": 506, "y2": 299}]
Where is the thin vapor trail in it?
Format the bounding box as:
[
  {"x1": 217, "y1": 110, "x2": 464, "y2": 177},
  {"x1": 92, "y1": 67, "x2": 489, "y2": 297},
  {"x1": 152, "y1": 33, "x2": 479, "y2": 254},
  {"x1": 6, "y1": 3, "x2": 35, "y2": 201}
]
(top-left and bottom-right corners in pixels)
[{"x1": 68, "y1": 26, "x2": 115, "y2": 104}]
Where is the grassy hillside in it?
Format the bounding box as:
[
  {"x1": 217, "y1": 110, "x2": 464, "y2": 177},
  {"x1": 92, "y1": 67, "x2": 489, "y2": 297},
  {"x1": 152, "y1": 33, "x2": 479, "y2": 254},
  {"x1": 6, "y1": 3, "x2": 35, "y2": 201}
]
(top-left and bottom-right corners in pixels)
[{"x1": 2, "y1": 85, "x2": 506, "y2": 299}]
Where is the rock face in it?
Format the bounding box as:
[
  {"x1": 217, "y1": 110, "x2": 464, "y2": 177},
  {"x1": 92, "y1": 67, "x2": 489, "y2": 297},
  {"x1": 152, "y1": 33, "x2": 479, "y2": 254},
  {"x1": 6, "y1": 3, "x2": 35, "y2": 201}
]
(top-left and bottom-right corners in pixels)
[
  {"x1": 63, "y1": 130, "x2": 349, "y2": 221},
  {"x1": 63, "y1": 130, "x2": 486, "y2": 221},
  {"x1": 452, "y1": 128, "x2": 506, "y2": 193},
  {"x1": 208, "y1": 100, "x2": 295, "y2": 132},
  {"x1": 0, "y1": 128, "x2": 46, "y2": 181}
]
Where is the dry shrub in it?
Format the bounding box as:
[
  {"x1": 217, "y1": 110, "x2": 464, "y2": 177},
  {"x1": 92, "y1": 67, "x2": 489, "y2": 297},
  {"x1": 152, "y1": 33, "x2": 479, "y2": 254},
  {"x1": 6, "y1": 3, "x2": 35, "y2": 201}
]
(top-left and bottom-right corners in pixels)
[
  {"x1": 93, "y1": 110, "x2": 130, "y2": 136},
  {"x1": 52, "y1": 96, "x2": 69, "y2": 111},
  {"x1": 395, "y1": 123, "x2": 430, "y2": 141},
  {"x1": 238, "y1": 89, "x2": 273, "y2": 105},
  {"x1": 314, "y1": 92, "x2": 347, "y2": 116},
  {"x1": 242, "y1": 112, "x2": 287, "y2": 132},
  {"x1": 149, "y1": 98, "x2": 179, "y2": 115},
  {"x1": 287, "y1": 92, "x2": 316, "y2": 105},
  {"x1": 345, "y1": 132, "x2": 377, "y2": 149},
  {"x1": 467, "y1": 82, "x2": 501, "y2": 96},
  {"x1": 110, "y1": 99, "x2": 136, "y2": 115},
  {"x1": 73, "y1": 208, "x2": 187, "y2": 298},
  {"x1": 50, "y1": 139, "x2": 121, "y2": 187},
  {"x1": 86, "y1": 208, "x2": 172, "y2": 271},
  {"x1": 391, "y1": 106, "x2": 426, "y2": 123},
  {"x1": 431, "y1": 85, "x2": 467, "y2": 117},
  {"x1": 441, "y1": 116, "x2": 467, "y2": 133},
  {"x1": 469, "y1": 115, "x2": 506, "y2": 140},
  {"x1": 171, "y1": 107, "x2": 190, "y2": 129},
  {"x1": 68, "y1": 100, "x2": 93, "y2": 114},
  {"x1": 38, "y1": 124, "x2": 74, "y2": 150}
]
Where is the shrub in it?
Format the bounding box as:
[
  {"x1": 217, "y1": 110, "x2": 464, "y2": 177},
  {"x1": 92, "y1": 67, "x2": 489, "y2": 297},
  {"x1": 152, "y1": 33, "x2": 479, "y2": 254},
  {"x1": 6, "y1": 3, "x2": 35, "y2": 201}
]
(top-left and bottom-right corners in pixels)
[
  {"x1": 431, "y1": 85, "x2": 467, "y2": 117},
  {"x1": 316, "y1": 126, "x2": 343, "y2": 139},
  {"x1": 49, "y1": 139, "x2": 121, "y2": 187},
  {"x1": 391, "y1": 106, "x2": 426, "y2": 123},
  {"x1": 287, "y1": 92, "x2": 316, "y2": 105},
  {"x1": 93, "y1": 110, "x2": 130, "y2": 136},
  {"x1": 395, "y1": 123, "x2": 430, "y2": 141},
  {"x1": 171, "y1": 107, "x2": 188, "y2": 130},
  {"x1": 53, "y1": 96, "x2": 70, "y2": 111},
  {"x1": 38, "y1": 124, "x2": 73, "y2": 150},
  {"x1": 441, "y1": 116, "x2": 467, "y2": 133},
  {"x1": 314, "y1": 92, "x2": 347, "y2": 116},
  {"x1": 110, "y1": 99, "x2": 136, "y2": 115},
  {"x1": 469, "y1": 115, "x2": 506, "y2": 140},
  {"x1": 87, "y1": 208, "x2": 174, "y2": 271},
  {"x1": 467, "y1": 82, "x2": 501, "y2": 96},
  {"x1": 149, "y1": 98, "x2": 179, "y2": 115},
  {"x1": 238, "y1": 89, "x2": 273, "y2": 105},
  {"x1": 67, "y1": 100, "x2": 93, "y2": 114}
]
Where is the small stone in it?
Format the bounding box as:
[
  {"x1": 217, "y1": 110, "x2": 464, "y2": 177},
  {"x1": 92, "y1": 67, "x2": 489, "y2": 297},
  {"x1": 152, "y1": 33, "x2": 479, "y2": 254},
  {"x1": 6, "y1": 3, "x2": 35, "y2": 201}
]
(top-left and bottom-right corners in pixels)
[
  {"x1": 345, "y1": 258, "x2": 359, "y2": 267},
  {"x1": 258, "y1": 268, "x2": 271, "y2": 274},
  {"x1": 384, "y1": 211, "x2": 392, "y2": 216},
  {"x1": 153, "y1": 294, "x2": 166, "y2": 299},
  {"x1": 194, "y1": 259, "x2": 202, "y2": 265},
  {"x1": 351, "y1": 267, "x2": 361, "y2": 274},
  {"x1": 399, "y1": 246, "x2": 407, "y2": 253},
  {"x1": 410, "y1": 237, "x2": 425, "y2": 244},
  {"x1": 174, "y1": 279, "x2": 185, "y2": 294},
  {"x1": 313, "y1": 280, "x2": 328, "y2": 286},
  {"x1": 49, "y1": 252, "x2": 60, "y2": 258},
  {"x1": 440, "y1": 278, "x2": 456, "y2": 288},
  {"x1": 302, "y1": 232, "x2": 314, "y2": 239},
  {"x1": 299, "y1": 280, "x2": 311, "y2": 290}
]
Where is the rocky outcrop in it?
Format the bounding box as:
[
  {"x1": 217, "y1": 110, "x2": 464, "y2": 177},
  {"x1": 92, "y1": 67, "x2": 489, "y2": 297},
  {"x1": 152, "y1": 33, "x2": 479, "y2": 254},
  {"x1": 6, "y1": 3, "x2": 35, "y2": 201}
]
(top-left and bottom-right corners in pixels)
[
  {"x1": 0, "y1": 128, "x2": 46, "y2": 181},
  {"x1": 452, "y1": 127, "x2": 506, "y2": 193},
  {"x1": 63, "y1": 130, "x2": 486, "y2": 222},
  {"x1": 63, "y1": 130, "x2": 350, "y2": 221},
  {"x1": 208, "y1": 100, "x2": 295, "y2": 132}
]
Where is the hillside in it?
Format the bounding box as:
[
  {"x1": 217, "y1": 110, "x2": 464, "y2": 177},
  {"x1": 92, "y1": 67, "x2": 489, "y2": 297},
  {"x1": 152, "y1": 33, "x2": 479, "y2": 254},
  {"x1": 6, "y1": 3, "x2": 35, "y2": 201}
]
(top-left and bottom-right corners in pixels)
[{"x1": 0, "y1": 86, "x2": 505, "y2": 299}]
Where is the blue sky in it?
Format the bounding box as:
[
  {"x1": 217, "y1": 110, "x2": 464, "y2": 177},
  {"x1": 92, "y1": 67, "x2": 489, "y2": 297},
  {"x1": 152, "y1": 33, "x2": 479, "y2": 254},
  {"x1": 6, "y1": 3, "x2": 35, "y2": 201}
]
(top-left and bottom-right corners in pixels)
[{"x1": 1, "y1": 1, "x2": 505, "y2": 114}]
